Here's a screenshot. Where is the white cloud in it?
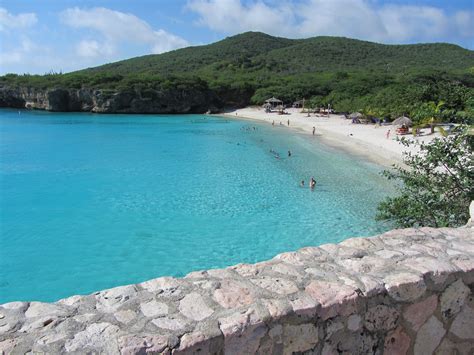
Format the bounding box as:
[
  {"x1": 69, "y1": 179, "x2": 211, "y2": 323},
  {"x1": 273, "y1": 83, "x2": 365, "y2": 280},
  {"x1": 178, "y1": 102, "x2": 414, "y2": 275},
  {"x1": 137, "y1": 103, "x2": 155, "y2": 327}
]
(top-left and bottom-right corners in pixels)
[
  {"x1": 187, "y1": 0, "x2": 295, "y2": 36},
  {"x1": 296, "y1": 0, "x2": 388, "y2": 41},
  {"x1": 187, "y1": 0, "x2": 474, "y2": 45},
  {"x1": 454, "y1": 11, "x2": 474, "y2": 38},
  {"x1": 151, "y1": 29, "x2": 192, "y2": 54},
  {"x1": 0, "y1": 36, "x2": 38, "y2": 67},
  {"x1": 0, "y1": 7, "x2": 37, "y2": 31},
  {"x1": 0, "y1": 50, "x2": 22, "y2": 66},
  {"x1": 378, "y1": 5, "x2": 448, "y2": 42},
  {"x1": 76, "y1": 40, "x2": 115, "y2": 58},
  {"x1": 61, "y1": 7, "x2": 189, "y2": 58}
]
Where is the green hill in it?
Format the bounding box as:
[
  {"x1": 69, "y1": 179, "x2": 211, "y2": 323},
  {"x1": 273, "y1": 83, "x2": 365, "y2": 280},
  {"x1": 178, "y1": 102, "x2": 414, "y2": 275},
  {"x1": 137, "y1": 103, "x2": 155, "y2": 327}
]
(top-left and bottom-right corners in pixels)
[
  {"x1": 80, "y1": 33, "x2": 474, "y2": 76},
  {"x1": 1, "y1": 32, "x2": 473, "y2": 120},
  {"x1": 80, "y1": 32, "x2": 295, "y2": 76}
]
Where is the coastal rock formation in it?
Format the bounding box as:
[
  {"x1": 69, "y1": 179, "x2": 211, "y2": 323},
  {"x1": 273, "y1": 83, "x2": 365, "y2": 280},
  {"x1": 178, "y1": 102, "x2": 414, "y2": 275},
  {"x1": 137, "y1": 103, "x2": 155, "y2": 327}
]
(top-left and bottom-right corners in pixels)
[
  {"x1": 0, "y1": 226, "x2": 473, "y2": 354},
  {"x1": 0, "y1": 85, "x2": 224, "y2": 114}
]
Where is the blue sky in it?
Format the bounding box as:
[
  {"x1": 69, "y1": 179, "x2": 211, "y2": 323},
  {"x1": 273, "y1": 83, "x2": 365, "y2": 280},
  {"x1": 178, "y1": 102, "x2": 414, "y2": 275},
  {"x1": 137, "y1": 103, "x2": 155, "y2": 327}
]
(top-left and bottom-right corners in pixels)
[{"x1": 1, "y1": 0, "x2": 473, "y2": 74}]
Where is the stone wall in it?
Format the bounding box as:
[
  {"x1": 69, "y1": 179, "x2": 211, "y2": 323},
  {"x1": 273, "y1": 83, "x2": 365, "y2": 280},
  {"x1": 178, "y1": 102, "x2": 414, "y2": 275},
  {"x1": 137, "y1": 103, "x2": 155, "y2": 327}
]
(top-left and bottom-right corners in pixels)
[{"x1": 1, "y1": 226, "x2": 473, "y2": 354}]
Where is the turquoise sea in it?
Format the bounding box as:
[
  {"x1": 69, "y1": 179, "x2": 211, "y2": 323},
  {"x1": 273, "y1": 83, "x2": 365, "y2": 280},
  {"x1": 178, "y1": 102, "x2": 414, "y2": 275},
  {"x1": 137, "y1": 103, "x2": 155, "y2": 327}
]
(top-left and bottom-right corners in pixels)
[{"x1": 0, "y1": 109, "x2": 394, "y2": 303}]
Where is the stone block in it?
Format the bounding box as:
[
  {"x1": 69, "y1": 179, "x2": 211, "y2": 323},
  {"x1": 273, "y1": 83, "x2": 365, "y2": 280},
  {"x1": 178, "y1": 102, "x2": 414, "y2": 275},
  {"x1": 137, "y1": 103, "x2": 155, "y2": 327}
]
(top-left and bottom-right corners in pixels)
[
  {"x1": 114, "y1": 309, "x2": 136, "y2": 324},
  {"x1": 118, "y1": 334, "x2": 172, "y2": 355},
  {"x1": 403, "y1": 294, "x2": 438, "y2": 331},
  {"x1": 140, "y1": 277, "x2": 183, "y2": 296},
  {"x1": 24, "y1": 302, "x2": 69, "y2": 318},
  {"x1": 384, "y1": 326, "x2": 410, "y2": 355},
  {"x1": 347, "y1": 314, "x2": 361, "y2": 331},
  {"x1": 305, "y1": 281, "x2": 358, "y2": 320},
  {"x1": 64, "y1": 322, "x2": 121, "y2": 353},
  {"x1": 213, "y1": 280, "x2": 254, "y2": 309},
  {"x1": 435, "y1": 337, "x2": 474, "y2": 355},
  {"x1": 219, "y1": 310, "x2": 267, "y2": 355},
  {"x1": 152, "y1": 317, "x2": 188, "y2": 331},
  {"x1": 449, "y1": 304, "x2": 474, "y2": 340},
  {"x1": 414, "y1": 316, "x2": 446, "y2": 355},
  {"x1": 282, "y1": 323, "x2": 318, "y2": 355},
  {"x1": 179, "y1": 292, "x2": 214, "y2": 321},
  {"x1": 440, "y1": 279, "x2": 470, "y2": 321},
  {"x1": 364, "y1": 305, "x2": 399, "y2": 331},
  {"x1": 384, "y1": 272, "x2": 426, "y2": 302},
  {"x1": 95, "y1": 285, "x2": 137, "y2": 313},
  {"x1": 251, "y1": 278, "x2": 298, "y2": 295},
  {"x1": 289, "y1": 292, "x2": 318, "y2": 317},
  {"x1": 139, "y1": 300, "x2": 168, "y2": 318}
]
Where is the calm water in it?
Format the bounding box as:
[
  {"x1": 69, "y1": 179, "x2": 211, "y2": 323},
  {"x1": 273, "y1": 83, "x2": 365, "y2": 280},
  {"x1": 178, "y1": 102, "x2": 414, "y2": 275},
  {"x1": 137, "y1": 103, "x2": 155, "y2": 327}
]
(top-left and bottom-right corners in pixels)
[{"x1": 0, "y1": 109, "x2": 394, "y2": 303}]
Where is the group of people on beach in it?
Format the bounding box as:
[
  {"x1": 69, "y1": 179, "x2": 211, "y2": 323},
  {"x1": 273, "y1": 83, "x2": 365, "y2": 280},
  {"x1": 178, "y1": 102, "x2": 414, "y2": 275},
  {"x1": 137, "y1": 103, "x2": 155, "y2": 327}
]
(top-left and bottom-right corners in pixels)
[
  {"x1": 272, "y1": 120, "x2": 291, "y2": 127},
  {"x1": 271, "y1": 119, "x2": 316, "y2": 136},
  {"x1": 301, "y1": 177, "x2": 317, "y2": 189}
]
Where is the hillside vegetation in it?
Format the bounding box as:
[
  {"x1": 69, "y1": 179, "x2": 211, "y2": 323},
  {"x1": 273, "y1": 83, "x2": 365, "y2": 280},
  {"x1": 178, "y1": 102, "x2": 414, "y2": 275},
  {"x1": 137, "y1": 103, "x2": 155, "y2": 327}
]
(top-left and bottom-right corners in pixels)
[{"x1": 1, "y1": 32, "x2": 473, "y2": 121}]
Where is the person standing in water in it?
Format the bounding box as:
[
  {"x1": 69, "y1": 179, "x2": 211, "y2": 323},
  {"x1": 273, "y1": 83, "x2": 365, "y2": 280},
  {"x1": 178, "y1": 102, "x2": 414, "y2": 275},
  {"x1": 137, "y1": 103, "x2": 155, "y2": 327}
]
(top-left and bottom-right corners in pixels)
[
  {"x1": 310, "y1": 177, "x2": 316, "y2": 189},
  {"x1": 288, "y1": 150, "x2": 292, "y2": 157},
  {"x1": 300, "y1": 180, "x2": 305, "y2": 187},
  {"x1": 287, "y1": 119, "x2": 290, "y2": 126},
  {"x1": 312, "y1": 126, "x2": 315, "y2": 135}
]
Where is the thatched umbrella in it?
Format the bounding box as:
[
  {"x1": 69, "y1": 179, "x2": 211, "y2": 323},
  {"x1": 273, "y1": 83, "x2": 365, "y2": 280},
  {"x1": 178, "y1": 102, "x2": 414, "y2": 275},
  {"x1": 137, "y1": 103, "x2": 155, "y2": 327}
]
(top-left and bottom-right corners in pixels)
[
  {"x1": 348, "y1": 112, "x2": 363, "y2": 119},
  {"x1": 392, "y1": 116, "x2": 413, "y2": 127},
  {"x1": 265, "y1": 97, "x2": 283, "y2": 106}
]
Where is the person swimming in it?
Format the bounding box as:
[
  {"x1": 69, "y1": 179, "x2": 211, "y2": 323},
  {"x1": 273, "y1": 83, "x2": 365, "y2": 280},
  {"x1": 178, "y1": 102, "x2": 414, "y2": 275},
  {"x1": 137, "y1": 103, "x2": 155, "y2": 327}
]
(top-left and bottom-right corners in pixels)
[{"x1": 300, "y1": 180, "x2": 305, "y2": 187}]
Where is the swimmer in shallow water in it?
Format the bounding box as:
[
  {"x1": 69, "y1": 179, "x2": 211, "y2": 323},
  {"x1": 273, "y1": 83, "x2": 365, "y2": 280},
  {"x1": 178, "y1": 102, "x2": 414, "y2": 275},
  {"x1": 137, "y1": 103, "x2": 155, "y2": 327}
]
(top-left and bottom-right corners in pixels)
[
  {"x1": 300, "y1": 180, "x2": 305, "y2": 187},
  {"x1": 310, "y1": 177, "x2": 316, "y2": 189}
]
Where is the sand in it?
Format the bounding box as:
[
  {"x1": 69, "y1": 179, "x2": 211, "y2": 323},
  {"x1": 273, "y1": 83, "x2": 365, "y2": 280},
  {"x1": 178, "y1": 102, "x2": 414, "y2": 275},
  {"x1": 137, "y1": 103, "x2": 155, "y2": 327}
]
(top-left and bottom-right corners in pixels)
[{"x1": 217, "y1": 107, "x2": 442, "y2": 167}]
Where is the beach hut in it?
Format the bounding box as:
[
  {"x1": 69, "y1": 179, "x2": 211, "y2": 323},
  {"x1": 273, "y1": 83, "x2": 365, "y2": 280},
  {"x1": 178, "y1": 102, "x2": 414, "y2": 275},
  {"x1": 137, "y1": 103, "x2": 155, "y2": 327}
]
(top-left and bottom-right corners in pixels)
[
  {"x1": 265, "y1": 97, "x2": 283, "y2": 109},
  {"x1": 392, "y1": 116, "x2": 413, "y2": 127},
  {"x1": 292, "y1": 100, "x2": 304, "y2": 108}
]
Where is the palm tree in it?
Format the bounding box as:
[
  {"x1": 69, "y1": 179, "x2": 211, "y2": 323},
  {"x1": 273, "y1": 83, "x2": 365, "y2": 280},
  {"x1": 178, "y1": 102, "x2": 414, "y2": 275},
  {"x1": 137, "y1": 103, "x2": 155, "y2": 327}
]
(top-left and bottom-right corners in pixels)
[{"x1": 413, "y1": 101, "x2": 446, "y2": 136}]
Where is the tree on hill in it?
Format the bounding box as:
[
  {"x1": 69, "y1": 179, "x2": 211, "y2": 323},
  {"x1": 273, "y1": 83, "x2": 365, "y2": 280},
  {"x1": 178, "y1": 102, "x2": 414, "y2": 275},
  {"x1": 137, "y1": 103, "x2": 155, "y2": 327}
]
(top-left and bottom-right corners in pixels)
[{"x1": 376, "y1": 126, "x2": 473, "y2": 228}]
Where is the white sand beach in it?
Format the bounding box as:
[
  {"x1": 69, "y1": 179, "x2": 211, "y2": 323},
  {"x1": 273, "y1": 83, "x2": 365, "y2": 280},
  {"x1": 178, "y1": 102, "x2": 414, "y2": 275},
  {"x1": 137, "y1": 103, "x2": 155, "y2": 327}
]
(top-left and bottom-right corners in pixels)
[{"x1": 219, "y1": 107, "x2": 443, "y2": 167}]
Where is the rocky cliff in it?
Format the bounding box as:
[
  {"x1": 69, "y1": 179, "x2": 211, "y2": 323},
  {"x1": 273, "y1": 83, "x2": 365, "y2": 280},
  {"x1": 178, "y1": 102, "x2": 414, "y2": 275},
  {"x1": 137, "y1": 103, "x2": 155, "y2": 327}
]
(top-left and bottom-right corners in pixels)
[{"x1": 0, "y1": 86, "x2": 228, "y2": 114}]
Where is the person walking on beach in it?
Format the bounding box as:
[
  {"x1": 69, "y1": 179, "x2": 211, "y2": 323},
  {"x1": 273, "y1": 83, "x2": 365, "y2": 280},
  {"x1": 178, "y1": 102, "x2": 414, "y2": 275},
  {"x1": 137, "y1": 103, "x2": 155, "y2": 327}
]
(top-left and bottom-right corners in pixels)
[
  {"x1": 312, "y1": 126, "x2": 315, "y2": 135},
  {"x1": 386, "y1": 129, "x2": 391, "y2": 139},
  {"x1": 287, "y1": 119, "x2": 290, "y2": 126}
]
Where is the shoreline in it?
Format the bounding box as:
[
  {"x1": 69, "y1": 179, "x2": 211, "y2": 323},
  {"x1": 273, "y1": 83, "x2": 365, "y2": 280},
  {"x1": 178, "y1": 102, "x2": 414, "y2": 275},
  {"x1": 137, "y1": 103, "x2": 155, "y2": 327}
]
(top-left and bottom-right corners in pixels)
[{"x1": 215, "y1": 107, "x2": 441, "y2": 168}]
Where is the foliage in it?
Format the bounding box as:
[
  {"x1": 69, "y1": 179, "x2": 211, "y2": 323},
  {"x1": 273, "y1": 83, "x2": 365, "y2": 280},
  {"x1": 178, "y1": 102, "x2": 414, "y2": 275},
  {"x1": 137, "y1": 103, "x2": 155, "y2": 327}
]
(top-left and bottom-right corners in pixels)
[
  {"x1": 376, "y1": 127, "x2": 474, "y2": 227},
  {"x1": 1, "y1": 32, "x2": 473, "y2": 121}
]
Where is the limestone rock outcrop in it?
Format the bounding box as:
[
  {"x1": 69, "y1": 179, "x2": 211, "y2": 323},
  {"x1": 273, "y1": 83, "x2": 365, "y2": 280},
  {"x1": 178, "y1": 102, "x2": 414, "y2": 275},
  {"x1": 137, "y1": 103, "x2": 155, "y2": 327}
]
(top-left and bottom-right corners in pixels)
[{"x1": 0, "y1": 85, "x2": 224, "y2": 114}]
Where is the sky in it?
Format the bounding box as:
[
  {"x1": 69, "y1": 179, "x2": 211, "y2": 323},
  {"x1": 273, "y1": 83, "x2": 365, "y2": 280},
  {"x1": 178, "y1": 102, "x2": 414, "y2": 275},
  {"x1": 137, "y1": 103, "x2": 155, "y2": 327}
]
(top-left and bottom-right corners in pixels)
[{"x1": 1, "y1": 0, "x2": 473, "y2": 74}]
